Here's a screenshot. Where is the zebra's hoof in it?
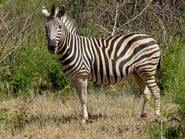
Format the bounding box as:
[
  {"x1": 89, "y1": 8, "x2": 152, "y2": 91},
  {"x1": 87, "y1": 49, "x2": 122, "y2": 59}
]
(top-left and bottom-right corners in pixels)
[
  {"x1": 81, "y1": 119, "x2": 88, "y2": 124},
  {"x1": 154, "y1": 114, "x2": 161, "y2": 123},
  {"x1": 141, "y1": 112, "x2": 147, "y2": 118},
  {"x1": 154, "y1": 116, "x2": 161, "y2": 123}
]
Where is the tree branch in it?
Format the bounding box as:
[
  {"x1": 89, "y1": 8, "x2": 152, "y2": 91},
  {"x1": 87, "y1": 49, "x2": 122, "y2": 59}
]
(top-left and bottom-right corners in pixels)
[
  {"x1": 0, "y1": 24, "x2": 44, "y2": 64},
  {"x1": 116, "y1": 0, "x2": 153, "y2": 32},
  {"x1": 90, "y1": 20, "x2": 112, "y2": 35},
  {"x1": 112, "y1": 2, "x2": 119, "y2": 36},
  {"x1": 0, "y1": 0, "x2": 11, "y2": 8}
]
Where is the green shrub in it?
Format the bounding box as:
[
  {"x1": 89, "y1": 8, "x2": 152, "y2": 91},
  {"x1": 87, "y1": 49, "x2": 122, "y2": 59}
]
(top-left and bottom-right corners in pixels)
[
  {"x1": 160, "y1": 38, "x2": 185, "y2": 114},
  {"x1": 159, "y1": 38, "x2": 182, "y2": 90},
  {"x1": 0, "y1": 36, "x2": 68, "y2": 96},
  {"x1": 46, "y1": 59, "x2": 68, "y2": 89},
  {"x1": 155, "y1": 37, "x2": 185, "y2": 138}
]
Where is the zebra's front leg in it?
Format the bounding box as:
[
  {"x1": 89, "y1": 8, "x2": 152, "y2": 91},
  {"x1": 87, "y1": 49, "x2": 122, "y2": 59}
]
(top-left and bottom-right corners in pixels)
[{"x1": 72, "y1": 78, "x2": 88, "y2": 124}]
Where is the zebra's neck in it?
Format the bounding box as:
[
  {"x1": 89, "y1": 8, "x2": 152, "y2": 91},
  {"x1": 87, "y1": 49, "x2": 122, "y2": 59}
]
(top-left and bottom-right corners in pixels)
[
  {"x1": 57, "y1": 32, "x2": 85, "y2": 77},
  {"x1": 61, "y1": 13, "x2": 77, "y2": 34},
  {"x1": 58, "y1": 31, "x2": 114, "y2": 80}
]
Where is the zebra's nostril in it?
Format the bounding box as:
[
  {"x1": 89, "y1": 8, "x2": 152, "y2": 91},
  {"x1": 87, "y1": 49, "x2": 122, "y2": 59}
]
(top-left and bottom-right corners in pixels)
[
  {"x1": 48, "y1": 39, "x2": 56, "y2": 47},
  {"x1": 48, "y1": 45, "x2": 56, "y2": 54},
  {"x1": 49, "y1": 45, "x2": 55, "y2": 50},
  {"x1": 48, "y1": 40, "x2": 57, "y2": 54}
]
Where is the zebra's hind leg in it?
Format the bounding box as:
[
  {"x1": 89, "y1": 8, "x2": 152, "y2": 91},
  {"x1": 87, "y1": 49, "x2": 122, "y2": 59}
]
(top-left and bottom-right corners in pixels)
[
  {"x1": 139, "y1": 72, "x2": 160, "y2": 122},
  {"x1": 133, "y1": 72, "x2": 151, "y2": 118},
  {"x1": 141, "y1": 87, "x2": 151, "y2": 117},
  {"x1": 72, "y1": 78, "x2": 88, "y2": 124}
]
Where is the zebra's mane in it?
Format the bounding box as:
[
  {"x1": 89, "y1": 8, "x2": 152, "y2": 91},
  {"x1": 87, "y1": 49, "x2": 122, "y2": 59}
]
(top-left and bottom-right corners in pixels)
[{"x1": 61, "y1": 13, "x2": 77, "y2": 34}]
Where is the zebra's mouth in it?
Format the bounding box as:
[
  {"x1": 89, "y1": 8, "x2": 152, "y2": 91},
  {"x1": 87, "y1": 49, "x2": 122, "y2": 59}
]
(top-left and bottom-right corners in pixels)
[
  {"x1": 48, "y1": 45, "x2": 57, "y2": 54},
  {"x1": 48, "y1": 45, "x2": 59, "y2": 54},
  {"x1": 48, "y1": 39, "x2": 58, "y2": 54}
]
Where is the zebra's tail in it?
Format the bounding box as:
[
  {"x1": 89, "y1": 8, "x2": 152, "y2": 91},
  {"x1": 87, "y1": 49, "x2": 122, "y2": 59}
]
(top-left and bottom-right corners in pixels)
[{"x1": 157, "y1": 56, "x2": 161, "y2": 70}]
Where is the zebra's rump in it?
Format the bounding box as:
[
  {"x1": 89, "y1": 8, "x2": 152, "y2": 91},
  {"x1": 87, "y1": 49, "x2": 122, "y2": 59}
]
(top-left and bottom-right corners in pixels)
[{"x1": 88, "y1": 33, "x2": 160, "y2": 85}]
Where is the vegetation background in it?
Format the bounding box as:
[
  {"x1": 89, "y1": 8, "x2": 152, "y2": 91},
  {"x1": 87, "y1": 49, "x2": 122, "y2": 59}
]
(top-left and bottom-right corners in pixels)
[{"x1": 0, "y1": 0, "x2": 185, "y2": 138}]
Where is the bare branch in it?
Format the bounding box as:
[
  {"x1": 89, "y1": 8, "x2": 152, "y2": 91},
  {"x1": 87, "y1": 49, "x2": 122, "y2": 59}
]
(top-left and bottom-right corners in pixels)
[
  {"x1": 116, "y1": 0, "x2": 153, "y2": 32},
  {"x1": 112, "y1": 2, "x2": 119, "y2": 36},
  {"x1": 89, "y1": 20, "x2": 112, "y2": 35},
  {"x1": 0, "y1": 0, "x2": 11, "y2": 8},
  {"x1": 0, "y1": 24, "x2": 44, "y2": 64},
  {"x1": 154, "y1": 14, "x2": 167, "y2": 44},
  {"x1": 0, "y1": 17, "x2": 10, "y2": 32},
  {"x1": 0, "y1": 66, "x2": 11, "y2": 72},
  {"x1": 17, "y1": 13, "x2": 34, "y2": 35}
]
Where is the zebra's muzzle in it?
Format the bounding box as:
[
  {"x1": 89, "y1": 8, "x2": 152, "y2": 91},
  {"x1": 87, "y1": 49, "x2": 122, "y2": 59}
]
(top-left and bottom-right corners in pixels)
[{"x1": 48, "y1": 40, "x2": 57, "y2": 54}]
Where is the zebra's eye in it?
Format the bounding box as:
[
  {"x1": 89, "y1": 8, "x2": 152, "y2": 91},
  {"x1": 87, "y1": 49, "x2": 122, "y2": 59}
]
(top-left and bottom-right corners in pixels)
[{"x1": 59, "y1": 25, "x2": 62, "y2": 28}]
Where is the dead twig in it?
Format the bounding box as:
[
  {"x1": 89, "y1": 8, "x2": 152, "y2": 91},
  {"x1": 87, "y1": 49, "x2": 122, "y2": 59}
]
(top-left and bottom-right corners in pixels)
[
  {"x1": 0, "y1": 66, "x2": 11, "y2": 72},
  {"x1": 89, "y1": 20, "x2": 112, "y2": 35},
  {"x1": 154, "y1": 13, "x2": 167, "y2": 45},
  {"x1": 112, "y1": 2, "x2": 119, "y2": 36},
  {"x1": 0, "y1": 0, "x2": 11, "y2": 8},
  {"x1": 0, "y1": 17, "x2": 10, "y2": 32},
  {"x1": 116, "y1": 0, "x2": 153, "y2": 32},
  {"x1": 16, "y1": 13, "x2": 34, "y2": 37},
  {"x1": 0, "y1": 28, "x2": 15, "y2": 57},
  {"x1": 163, "y1": 117, "x2": 181, "y2": 124},
  {"x1": 0, "y1": 24, "x2": 44, "y2": 64}
]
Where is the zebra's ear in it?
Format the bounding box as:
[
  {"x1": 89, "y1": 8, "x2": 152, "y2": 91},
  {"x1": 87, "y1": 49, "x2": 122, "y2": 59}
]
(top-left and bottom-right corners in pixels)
[
  {"x1": 50, "y1": 4, "x2": 56, "y2": 17},
  {"x1": 57, "y1": 5, "x2": 66, "y2": 18},
  {"x1": 42, "y1": 6, "x2": 50, "y2": 17}
]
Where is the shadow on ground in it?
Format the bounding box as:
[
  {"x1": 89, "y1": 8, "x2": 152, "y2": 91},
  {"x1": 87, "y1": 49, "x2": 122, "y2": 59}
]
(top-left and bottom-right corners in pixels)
[{"x1": 7, "y1": 112, "x2": 107, "y2": 132}]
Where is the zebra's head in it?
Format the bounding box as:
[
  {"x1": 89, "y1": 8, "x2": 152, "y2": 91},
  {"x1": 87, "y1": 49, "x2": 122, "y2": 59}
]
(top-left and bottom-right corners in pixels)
[{"x1": 42, "y1": 5, "x2": 66, "y2": 54}]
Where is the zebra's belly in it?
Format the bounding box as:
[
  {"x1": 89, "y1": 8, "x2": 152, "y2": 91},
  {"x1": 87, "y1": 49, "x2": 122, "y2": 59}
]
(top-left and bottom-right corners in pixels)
[
  {"x1": 89, "y1": 63, "x2": 130, "y2": 85},
  {"x1": 90, "y1": 76, "x2": 126, "y2": 85}
]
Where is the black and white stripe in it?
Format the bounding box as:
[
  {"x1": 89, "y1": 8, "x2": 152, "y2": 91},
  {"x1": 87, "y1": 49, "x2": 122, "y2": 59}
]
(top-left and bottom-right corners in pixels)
[{"x1": 60, "y1": 13, "x2": 77, "y2": 34}]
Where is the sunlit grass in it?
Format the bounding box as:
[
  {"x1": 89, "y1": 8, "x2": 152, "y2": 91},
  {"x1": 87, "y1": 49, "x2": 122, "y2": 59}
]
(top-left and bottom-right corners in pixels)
[{"x1": 0, "y1": 88, "x2": 178, "y2": 139}]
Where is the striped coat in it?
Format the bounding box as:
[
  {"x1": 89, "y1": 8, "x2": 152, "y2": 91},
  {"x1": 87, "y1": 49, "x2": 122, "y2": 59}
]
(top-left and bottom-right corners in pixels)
[{"x1": 58, "y1": 33, "x2": 160, "y2": 85}]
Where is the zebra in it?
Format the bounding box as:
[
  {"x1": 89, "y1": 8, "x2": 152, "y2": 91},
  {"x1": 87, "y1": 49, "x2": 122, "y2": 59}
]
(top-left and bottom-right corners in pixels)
[{"x1": 42, "y1": 5, "x2": 161, "y2": 123}]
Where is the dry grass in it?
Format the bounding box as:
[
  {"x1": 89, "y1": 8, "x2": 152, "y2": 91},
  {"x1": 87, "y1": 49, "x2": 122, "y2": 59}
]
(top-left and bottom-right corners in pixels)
[{"x1": 0, "y1": 88, "x2": 178, "y2": 139}]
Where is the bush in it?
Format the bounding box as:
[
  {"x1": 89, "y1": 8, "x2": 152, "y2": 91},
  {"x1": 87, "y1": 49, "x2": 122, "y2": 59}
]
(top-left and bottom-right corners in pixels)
[
  {"x1": 155, "y1": 37, "x2": 185, "y2": 138},
  {"x1": 0, "y1": 30, "x2": 68, "y2": 96},
  {"x1": 160, "y1": 38, "x2": 185, "y2": 114}
]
